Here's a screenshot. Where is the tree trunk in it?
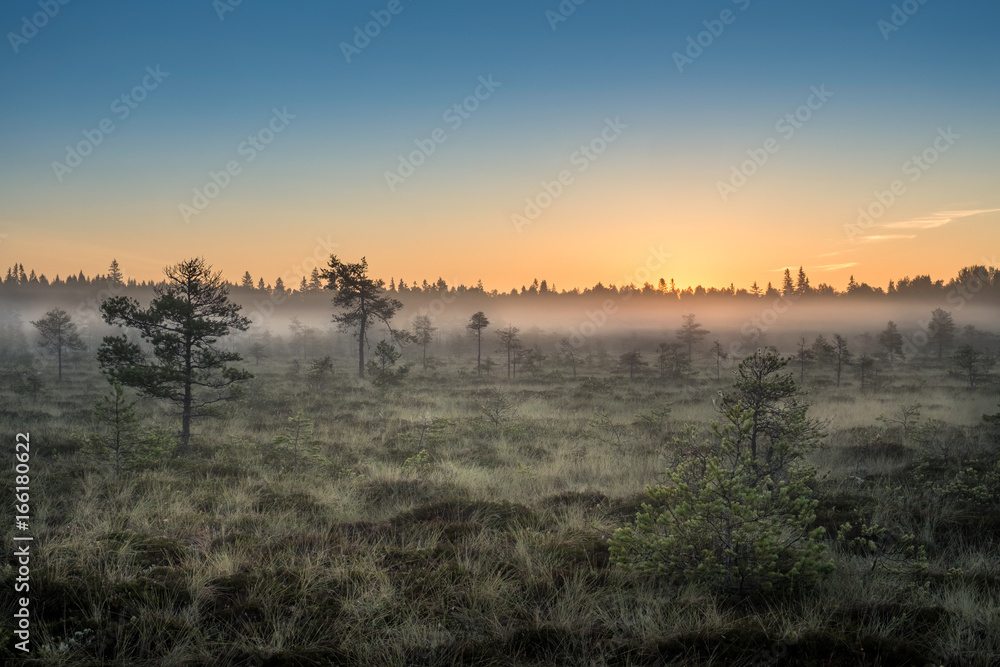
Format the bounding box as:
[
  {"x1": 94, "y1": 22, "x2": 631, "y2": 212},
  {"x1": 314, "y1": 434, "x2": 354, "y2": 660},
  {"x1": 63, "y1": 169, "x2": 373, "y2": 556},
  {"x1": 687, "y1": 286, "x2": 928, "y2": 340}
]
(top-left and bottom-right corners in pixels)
[
  {"x1": 181, "y1": 389, "x2": 191, "y2": 456},
  {"x1": 181, "y1": 348, "x2": 193, "y2": 456},
  {"x1": 57, "y1": 344, "x2": 62, "y2": 381},
  {"x1": 358, "y1": 320, "x2": 366, "y2": 379},
  {"x1": 476, "y1": 333, "x2": 482, "y2": 375}
]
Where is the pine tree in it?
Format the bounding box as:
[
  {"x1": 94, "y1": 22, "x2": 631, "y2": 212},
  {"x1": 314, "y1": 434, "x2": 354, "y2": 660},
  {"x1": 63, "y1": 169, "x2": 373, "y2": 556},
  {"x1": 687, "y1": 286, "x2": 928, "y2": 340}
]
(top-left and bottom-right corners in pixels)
[
  {"x1": 795, "y1": 266, "x2": 810, "y2": 295},
  {"x1": 675, "y1": 313, "x2": 710, "y2": 357},
  {"x1": 81, "y1": 382, "x2": 156, "y2": 477},
  {"x1": 411, "y1": 314, "x2": 436, "y2": 369},
  {"x1": 927, "y1": 308, "x2": 956, "y2": 360},
  {"x1": 308, "y1": 268, "x2": 322, "y2": 290},
  {"x1": 618, "y1": 349, "x2": 647, "y2": 380},
  {"x1": 712, "y1": 340, "x2": 728, "y2": 379},
  {"x1": 467, "y1": 312, "x2": 490, "y2": 375},
  {"x1": 31, "y1": 308, "x2": 86, "y2": 381},
  {"x1": 610, "y1": 350, "x2": 831, "y2": 595},
  {"x1": 832, "y1": 334, "x2": 851, "y2": 387},
  {"x1": 320, "y1": 255, "x2": 403, "y2": 379},
  {"x1": 98, "y1": 258, "x2": 253, "y2": 455},
  {"x1": 781, "y1": 268, "x2": 795, "y2": 296},
  {"x1": 878, "y1": 321, "x2": 905, "y2": 366},
  {"x1": 108, "y1": 259, "x2": 124, "y2": 286},
  {"x1": 495, "y1": 324, "x2": 521, "y2": 380}
]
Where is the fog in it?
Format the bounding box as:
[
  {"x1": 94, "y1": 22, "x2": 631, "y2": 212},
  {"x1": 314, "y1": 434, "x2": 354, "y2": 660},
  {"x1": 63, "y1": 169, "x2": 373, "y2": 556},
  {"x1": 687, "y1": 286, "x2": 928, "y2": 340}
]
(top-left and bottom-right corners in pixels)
[{"x1": 3, "y1": 281, "x2": 998, "y2": 367}]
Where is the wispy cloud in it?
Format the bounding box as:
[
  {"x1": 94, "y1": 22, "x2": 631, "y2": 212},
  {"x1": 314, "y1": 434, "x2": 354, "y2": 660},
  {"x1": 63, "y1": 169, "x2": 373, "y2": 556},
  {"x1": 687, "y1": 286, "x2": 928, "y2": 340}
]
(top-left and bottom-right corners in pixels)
[
  {"x1": 936, "y1": 208, "x2": 1000, "y2": 218},
  {"x1": 883, "y1": 218, "x2": 951, "y2": 230},
  {"x1": 857, "y1": 234, "x2": 916, "y2": 243},
  {"x1": 812, "y1": 262, "x2": 857, "y2": 271},
  {"x1": 817, "y1": 248, "x2": 860, "y2": 258},
  {"x1": 882, "y1": 207, "x2": 1000, "y2": 230}
]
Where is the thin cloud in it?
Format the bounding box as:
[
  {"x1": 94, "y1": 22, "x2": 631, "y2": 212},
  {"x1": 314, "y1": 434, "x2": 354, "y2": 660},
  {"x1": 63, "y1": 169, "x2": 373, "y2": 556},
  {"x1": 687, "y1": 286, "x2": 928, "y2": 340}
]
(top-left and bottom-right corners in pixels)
[
  {"x1": 882, "y1": 207, "x2": 1000, "y2": 230},
  {"x1": 857, "y1": 234, "x2": 916, "y2": 243},
  {"x1": 883, "y1": 218, "x2": 952, "y2": 230},
  {"x1": 817, "y1": 249, "x2": 859, "y2": 258},
  {"x1": 812, "y1": 262, "x2": 857, "y2": 271},
  {"x1": 935, "y1": 207, "x2": 1000, "y2": 218}
]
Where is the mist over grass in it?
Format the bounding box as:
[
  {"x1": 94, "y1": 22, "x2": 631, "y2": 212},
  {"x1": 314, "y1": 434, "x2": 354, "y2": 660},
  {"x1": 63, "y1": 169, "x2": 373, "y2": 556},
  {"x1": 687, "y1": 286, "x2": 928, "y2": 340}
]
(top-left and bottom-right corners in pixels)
[{"x1": 2, "y1": 279, "x2": 999, "y2": 665}]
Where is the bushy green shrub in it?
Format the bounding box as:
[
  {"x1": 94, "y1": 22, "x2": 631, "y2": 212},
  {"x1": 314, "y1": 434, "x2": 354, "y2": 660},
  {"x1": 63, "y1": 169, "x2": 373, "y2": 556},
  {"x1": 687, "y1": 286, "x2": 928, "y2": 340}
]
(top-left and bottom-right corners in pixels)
[
  {"x1": 477, "y1": 386, "x2": 519, "y2": 429},
  {"x1": 610, "y1": 351, "x2": 832, "y2": 596},
  {"x1": 365, "y1": 340, "x2": 409, "y2": 388},
  {"x1": 272, "y1": 410, "x2": 314, "y2": 473},
  {"x1": 80, "y1": 382, "x2": 173, "y2": 475},
  {"x1": 610, "y1": 411, "x2": 832, "y2": 595},
  {"x1": 402, "y1": 448, "x2": 433, "y2": 475}
]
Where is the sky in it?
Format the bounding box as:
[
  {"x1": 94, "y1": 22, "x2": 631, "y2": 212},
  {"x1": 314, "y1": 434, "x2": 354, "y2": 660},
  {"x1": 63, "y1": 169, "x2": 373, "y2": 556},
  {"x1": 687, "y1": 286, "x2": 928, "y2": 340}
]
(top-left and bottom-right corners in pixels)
[{"x1": 1, "y1": 0, "x2": 998, "y2": 292}]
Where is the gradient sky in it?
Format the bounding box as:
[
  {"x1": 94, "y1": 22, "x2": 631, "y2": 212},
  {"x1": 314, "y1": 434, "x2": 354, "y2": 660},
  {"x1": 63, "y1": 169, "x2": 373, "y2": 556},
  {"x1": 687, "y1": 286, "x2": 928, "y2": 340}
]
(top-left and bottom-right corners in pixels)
[{"x1": 1, "y1": 0, "x2": 998, "y2": 291}]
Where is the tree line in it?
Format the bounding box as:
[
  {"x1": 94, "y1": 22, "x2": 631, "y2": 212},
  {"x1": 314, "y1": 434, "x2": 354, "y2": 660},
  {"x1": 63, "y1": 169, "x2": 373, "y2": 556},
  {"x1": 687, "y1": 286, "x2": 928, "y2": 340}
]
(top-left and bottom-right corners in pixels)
[
  {"x1": 7, "y1": 254, "x2": 998, "y2": 462},
  {"x1": 2, "y1": 260, "x2": 998, "y2": 302}
]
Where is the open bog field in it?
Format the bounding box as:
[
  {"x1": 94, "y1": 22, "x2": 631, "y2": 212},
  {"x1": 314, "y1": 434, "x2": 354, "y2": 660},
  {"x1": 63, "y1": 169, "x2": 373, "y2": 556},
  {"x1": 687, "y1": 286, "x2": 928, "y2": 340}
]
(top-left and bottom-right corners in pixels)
[
  {"x1": 4, "y1": 0, "x2": 1000, "y2": 663},
  {"x1": 3, "y1": 347, "x2": 999, "y2": 666}
]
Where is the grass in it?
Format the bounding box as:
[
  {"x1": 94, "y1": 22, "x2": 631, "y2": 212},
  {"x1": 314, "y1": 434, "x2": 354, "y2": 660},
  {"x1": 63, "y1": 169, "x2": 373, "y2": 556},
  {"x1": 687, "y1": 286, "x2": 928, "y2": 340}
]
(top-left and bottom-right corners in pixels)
[{"x1": 2, "y1": 349, "x2": 999, "y2": 665}]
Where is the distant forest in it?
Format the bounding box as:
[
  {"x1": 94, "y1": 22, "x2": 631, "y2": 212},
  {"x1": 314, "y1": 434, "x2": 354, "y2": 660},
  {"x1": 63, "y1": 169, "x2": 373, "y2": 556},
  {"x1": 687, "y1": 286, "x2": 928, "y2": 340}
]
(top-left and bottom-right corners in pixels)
[{"x1": 1, "y1": 260, "x2": 997, "y2": 303}]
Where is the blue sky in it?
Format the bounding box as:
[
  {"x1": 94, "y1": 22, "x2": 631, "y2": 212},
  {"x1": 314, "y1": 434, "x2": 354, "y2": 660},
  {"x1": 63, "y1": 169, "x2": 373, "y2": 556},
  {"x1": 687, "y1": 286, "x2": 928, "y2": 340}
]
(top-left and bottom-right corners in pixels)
[{"x1": 1, "y1": 0, "x2": 998, "y2": 288}]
